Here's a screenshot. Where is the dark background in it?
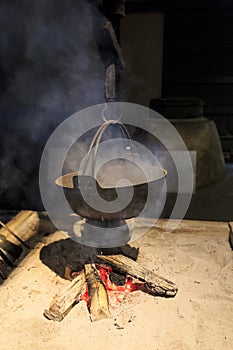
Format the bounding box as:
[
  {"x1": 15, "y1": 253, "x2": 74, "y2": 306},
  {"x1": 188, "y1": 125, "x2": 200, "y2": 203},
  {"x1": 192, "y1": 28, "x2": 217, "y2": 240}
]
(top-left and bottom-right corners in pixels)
[
  {"x1": 1, "y1": 0, "x2": 233, "y2": 210},
  {"x1": 0, "y1": 0, "x2": 105, "y2": 209},
  {"x1": 127, "y1": 0, "x2": 233, "y2": 135}
]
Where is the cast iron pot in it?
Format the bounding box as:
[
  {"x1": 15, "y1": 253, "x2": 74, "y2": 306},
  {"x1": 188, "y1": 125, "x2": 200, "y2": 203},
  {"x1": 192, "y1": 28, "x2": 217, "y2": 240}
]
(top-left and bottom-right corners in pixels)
[{"x1": 55, "y1": 158, "x2": 167, "y2": 221}]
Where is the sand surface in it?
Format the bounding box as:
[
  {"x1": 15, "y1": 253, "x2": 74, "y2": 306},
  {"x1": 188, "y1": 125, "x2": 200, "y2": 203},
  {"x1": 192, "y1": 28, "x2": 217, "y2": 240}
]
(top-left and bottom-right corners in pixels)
[{"x1": 0, "y1": 221, "x2": 233, "y2": 350}]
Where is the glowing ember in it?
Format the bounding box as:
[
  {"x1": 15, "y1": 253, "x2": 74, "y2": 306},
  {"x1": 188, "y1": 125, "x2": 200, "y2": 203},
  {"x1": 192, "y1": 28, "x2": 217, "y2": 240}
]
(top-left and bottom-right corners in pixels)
[
  {"x1": 97, "y1": 265, "x2": 146, "y2": 293},
  {"x1": 79, "y1": 284, "x2": 90, "y2": 306},
  {"x1": 79, "y1": 264, "x2": 144, "y2": 306}
]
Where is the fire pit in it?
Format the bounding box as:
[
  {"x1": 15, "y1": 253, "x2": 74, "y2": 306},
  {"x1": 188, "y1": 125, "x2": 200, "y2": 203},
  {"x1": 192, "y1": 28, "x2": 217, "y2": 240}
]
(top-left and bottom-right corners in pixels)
[
  {"x1": 47, "y1": 113, "x2": 177, "y2": 322},
  {"x1": 1, "y1": 215, "x2": 232, "y2": 349},
  {"x1": 43, "y1": 243, "x2": 178, "y2": 322}
]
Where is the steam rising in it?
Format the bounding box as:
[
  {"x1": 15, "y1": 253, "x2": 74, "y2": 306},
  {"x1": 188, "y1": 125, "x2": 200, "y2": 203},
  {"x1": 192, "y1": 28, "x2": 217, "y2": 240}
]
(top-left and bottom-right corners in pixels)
[{"x1": 0, "y1": 0, "x2": 105, "y2": 209}]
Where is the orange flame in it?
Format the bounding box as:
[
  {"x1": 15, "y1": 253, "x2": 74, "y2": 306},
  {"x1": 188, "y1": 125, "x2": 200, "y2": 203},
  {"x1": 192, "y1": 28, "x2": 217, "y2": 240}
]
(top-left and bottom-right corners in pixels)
[
  {"x1": 79, "y1": 264, "x2": 144, "y2": 306},
  {"x1": 79, "y1": 284, "x2": 90, "y2": 306},
  {"x1": 96, "y1": 264, "x2": 136, "y2": 293}
]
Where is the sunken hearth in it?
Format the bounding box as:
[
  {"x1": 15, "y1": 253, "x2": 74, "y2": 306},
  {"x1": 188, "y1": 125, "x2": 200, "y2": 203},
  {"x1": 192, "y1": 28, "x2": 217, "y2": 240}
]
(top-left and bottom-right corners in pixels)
[{"x1": 41, "y1": 241, "x2": 178, "y2": 322}]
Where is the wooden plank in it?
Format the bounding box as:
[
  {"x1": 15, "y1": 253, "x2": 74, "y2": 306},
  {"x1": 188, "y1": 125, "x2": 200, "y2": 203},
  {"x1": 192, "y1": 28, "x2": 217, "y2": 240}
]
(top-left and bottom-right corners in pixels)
[
  {"x1": 133, "y1": 218, "x2": 229, "y2": 236},
  {"x1": 228, "y1": 222, "x2": 233, "y2": 250},
  {"x1": 97, "y1": 254, "x2": 178, "y2": 297},
  {"x1": 44, "y1": 271, "x2": 86, "y2": 322},
  {"x1": 84, "y1": 264, "x2": 110, "y2": 322},
  {"x1": 14, "y1": 212, "x2": 228, "y2": 237}
]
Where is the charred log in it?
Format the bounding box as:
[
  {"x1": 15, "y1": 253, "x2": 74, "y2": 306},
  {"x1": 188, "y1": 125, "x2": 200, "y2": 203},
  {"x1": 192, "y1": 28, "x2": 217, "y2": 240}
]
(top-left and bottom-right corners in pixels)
[{"x1": 97, "y1": 254, "x2": 178, "y2": 297}]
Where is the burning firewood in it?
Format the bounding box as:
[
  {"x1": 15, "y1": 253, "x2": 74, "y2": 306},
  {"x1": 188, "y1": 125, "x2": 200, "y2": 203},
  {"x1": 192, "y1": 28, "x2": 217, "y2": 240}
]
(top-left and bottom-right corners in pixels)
[
  {"x1": 44, "y1": 250, "x2": 177, "y2": 322},
  {"x1": 97, "y1": 254, "x2": 178, "y2": 297},
  {"x1": 44, "y1": 271, "x2": 85, "y2": 322},
  {"x1": 84, "y1": 263, "x2": 110, "y2": 322}
]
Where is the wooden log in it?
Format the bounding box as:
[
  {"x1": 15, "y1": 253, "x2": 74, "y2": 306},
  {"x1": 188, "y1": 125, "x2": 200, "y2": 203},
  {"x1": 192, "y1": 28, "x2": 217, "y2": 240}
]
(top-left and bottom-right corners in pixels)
[
  {"x1": 0, "y1": 256, "x2": 9, "y2": 280},
  {"x1": 84, "y1": 263, "x2": 110, "y2": 322},
  {"x1": 0, "y1": 210, "x2": 39, "y2": 248},
  {"x1": 0, "y1": 221, "x2": 29, "y2": 249},
  {"x1": 44, "y1": 271, "x2": 86, "y2": 321},
  {"x1": 97, "y1": 254, "x2": 178, "y2": 297},
  {"x1": 0, "y1": 211, "x2": 40, "y2": 271}
]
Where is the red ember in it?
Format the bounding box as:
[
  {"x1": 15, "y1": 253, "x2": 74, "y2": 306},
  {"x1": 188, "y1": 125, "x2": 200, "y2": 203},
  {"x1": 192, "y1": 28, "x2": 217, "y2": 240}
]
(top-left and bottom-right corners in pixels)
[{"x1": 79, "y1": 264, "x2": 143, "y2": 306}]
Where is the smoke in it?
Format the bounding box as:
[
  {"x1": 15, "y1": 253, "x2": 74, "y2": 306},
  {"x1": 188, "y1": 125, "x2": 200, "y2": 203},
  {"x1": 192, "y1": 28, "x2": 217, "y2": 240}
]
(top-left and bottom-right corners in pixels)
[{"x1": 0, "y1": 0, "x2": 106, "y2": 209}]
